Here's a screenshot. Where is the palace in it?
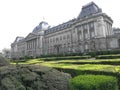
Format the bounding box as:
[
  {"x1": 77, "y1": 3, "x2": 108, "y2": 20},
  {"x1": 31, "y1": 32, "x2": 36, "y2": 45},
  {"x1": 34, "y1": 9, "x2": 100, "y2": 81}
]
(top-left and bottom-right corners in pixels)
[{"x1": 11, "y1": 2, "x2": 120, "y2": 59}]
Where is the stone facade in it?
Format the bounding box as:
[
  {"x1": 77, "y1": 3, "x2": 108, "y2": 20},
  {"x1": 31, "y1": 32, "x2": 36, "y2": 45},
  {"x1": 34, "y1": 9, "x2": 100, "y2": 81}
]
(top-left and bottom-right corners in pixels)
[{"x1": 11, "y1": 2, "x2": 120, "y2": 59}]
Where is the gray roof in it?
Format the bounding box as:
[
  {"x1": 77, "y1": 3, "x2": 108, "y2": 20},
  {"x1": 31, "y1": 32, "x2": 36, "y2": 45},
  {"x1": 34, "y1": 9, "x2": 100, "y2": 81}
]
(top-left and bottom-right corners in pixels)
[
  {"x1": 14, "y1": 36, "x2": 24, "y2": 43},
  {"x1": 78, "y1": 2, "x2": 102, "y2": 19},
  {"x1": 35, "y1": 2, "x2": 103, "y2": 35},
  {"x1": 113, "y1": 28, "x2": 120, "y2": 34},
  {"x1": 113, "y1": 28, "x2": 120, "y2": 31},
  {"x1": 32, "y1": 21, "x2": 49, "y2": 33},
  {"x1": 44, "y1": 19, "x2": 75, "y2": 35}
]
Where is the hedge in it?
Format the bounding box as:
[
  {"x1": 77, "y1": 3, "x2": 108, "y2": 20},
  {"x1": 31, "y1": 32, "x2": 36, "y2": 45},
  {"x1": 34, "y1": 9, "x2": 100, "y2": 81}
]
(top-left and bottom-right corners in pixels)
[
  {"x1": 96, "y1": 50, "x2": 120, "y2": 55},
  {"x1": 96, "y1": 54, "x2": 120, "y2": 59},
  {"x1": 59, "y1": 60, "x2": 120, "y2": 65},
  {"x1": 70, "y1": 75, "x2": 118, "y2": 90},
  {"x1": 55, "y1": 68, "x2": 120, "y2": 90},
  {"x1": 88, "y1": 51, "x2": 97, "y2": 57},
  {"x1": 40, "y1": 53, "x2": 83, "y2": 58},
  {"x1": 41, "y1": 56, "x2": 91, "y2": 61},
  {"x1": 88, "y1": 50, "x2": 120, "y2": 57}
]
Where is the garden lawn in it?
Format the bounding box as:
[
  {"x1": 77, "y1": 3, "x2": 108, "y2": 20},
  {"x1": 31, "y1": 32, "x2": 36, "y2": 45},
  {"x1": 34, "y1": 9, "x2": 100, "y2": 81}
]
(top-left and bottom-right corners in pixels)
[
  {"x1": 11, "y1": 58, "x2": 120, "y2": 73},
  {"x1": 11, "y1": 59, "x2": 44, "y2": 65},
  {"x1": 11, "y1": 58, "x2": 120, "y2": 90}
]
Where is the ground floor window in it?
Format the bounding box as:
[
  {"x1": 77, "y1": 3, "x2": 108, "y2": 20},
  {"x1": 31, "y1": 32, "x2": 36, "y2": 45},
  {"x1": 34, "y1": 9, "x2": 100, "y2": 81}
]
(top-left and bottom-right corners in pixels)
[
  {"x1": 85, "y1": 43, "x2": 89, "y2": 52},
  {"x1": 118, "y1": 39, "x2": 120, "y2": 48}
]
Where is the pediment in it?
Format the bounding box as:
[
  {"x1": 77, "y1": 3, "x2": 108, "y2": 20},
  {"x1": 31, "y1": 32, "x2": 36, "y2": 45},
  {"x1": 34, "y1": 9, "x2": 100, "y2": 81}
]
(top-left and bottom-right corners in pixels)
[{"x1": 25, "y1": 33, "x2": 37, "y2": 40}]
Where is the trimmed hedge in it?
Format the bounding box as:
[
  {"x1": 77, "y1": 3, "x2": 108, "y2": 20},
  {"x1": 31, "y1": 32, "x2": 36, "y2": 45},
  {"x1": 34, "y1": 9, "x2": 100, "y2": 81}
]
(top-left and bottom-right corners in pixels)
[
  {"x1": 59, "y1": 60, "x2": 120, "y2": 65},
  {"x1": 70, "y1": 75, "x2": 118, "y2": 90},
  {"x1": 96, "y1": 50, "x2": 120, "y2": 55},
  {"x1": 88, "y1": 50, "x2": 120, "y2": 57},
  {"x1": 41, "y1": 56, "x2": 91, "y2": 61},
  {"x1": 88, "y1": 51, "x2": 97, "y2": 57},
  {"x1": 55, "y1": 68, "x2": 120, "y2": 90},
  {"x1": 40, "y1": 53, "x2": 83, "y2": 58},
  {"x1": 96, "y1": 54, "x2": 120, "y2": 59}
]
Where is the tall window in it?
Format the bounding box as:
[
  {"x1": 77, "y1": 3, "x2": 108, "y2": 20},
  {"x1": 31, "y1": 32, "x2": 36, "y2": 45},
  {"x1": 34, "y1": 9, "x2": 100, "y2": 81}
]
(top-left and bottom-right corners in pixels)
[
  {"x1": 56, "y1": 38, "x2": 58, "y2": 42},
  {"x1": 79, "y1": 44, "x2": 82, "y2": 52},
  {"x1": 84, "y1": 30, "x2": 88, "y2": 39},
  {"x1": 91, "y1": 30, "x2": 95, "y2": 38},
  {"x1": 79, "y1": 31, "x2": 82, "y2": 40},
  {"x1": 91, "y1": 41, "x2": 95, "y2": 50},
  {"x1": 85, "y1": 43, "x2": 89, "y2": 52},
  {"x1": 84, "y1": 24, "x2": 87, "y2": 29},
  {"x1": 89, "y1": 22, "x2": 94, "y2": 28},
  {"x1": 118, "y1": 39, "x2": 120, "y2": 48},
  {"x1": 89, "y1": 22, "x2": 95, "y2": 38},
  {"x1": 67, "y1": 34, "x2": 70, "y2": 39},
  {"x1": 85, "y1": 44, "x2": 88, "y2": 50},
  {"x1": 53, "y1": 38, "x2": 55, "y2": 43},
  {"x1": 60, "y1": 36, "x2": 62, "y2": 40}
]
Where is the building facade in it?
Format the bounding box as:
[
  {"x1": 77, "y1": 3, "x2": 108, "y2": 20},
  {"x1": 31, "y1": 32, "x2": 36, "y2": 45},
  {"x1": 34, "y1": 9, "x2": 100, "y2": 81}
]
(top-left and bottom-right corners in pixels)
[{"x1": 11, "y1": 2, "x2": 120, "y2": 59}]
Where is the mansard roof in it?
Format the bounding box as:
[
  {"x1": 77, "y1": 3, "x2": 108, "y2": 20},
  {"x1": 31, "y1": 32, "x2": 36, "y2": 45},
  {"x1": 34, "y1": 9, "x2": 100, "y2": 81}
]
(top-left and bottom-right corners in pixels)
[
  {"x1": 13, "y1": 36, "x2": 24, "y2": 43},
  {"x1": 77, "y1": 2, "x2": 102, "y2": 19},
  {"x1": 44, "y1": 2, "x2": 104, "y2": 35},
  {"x1": 32, "y1": 21, "x2": 49, "y2": 33},
  {"x1": 33, "y1": 2, "x2": 111, "y2": 36},
  {"x1": 45, "y1": 19, "x2": 75, "y2": 35}
]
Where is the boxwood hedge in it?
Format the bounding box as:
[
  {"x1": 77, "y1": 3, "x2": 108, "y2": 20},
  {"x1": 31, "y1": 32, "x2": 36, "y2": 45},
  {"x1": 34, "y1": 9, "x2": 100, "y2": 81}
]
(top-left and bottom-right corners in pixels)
[
  {"x1": 70, "y1": 75, "x2": 118, "y2": 90},
  {"x1": 96, "y1": 54, "x2": 120, "y2": 59},
  {"x1": 55, "y1": 68, "x2": 120, "y2": 90},
  {"x1": 42, "y1": 56, "x2": 91, "y2": 61},
  {"x1": 89, "y1": 50, "x2": 120, "y2": 56}
]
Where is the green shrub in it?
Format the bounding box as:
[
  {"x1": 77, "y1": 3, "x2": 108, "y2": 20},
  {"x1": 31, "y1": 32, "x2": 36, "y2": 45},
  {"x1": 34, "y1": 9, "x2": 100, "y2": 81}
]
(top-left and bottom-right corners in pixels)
[
  {"x1": 88, "y1": 50, "x2": 120, "y2": 57},
  {"x1": 88, "y1": 51, "x2": 96, "y2": 57},
  {"x1": 55, "y1": 68, "x2": 120, "y2": 90},
  {"x1": 40, "y1": 53, "x2": 83, "y2": 58},
  {"x1": 1, "y1": 76, "x2": 26, "y2": 90},
  {"x1": 59, "y1": 60, "x2": 120, "y2": 65},
  {"x1": 42, "y1": 56, "x2": 91, "y2": 61},
  {"x1": 96, "y1": 50, "x2": 120, "y2": 55},
  {"x1": 70, "y1": 75, "x2": 118, "y2": 90},
  {"x1": 96, "y1": 54, "x2": 120, "y2": 59},
  {"x1": 0, "y1": 56, "x2": 9, "y2": 67}
]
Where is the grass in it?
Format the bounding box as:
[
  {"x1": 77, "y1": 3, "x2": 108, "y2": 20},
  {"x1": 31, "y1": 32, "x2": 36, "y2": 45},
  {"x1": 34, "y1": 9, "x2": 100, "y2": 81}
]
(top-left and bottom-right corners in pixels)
[
  {"x1": 11, "y1": 58, "x2": 120, "y2": 73},
  {"x1": 11, "y1": 59, "x2": 44, "y2": 65}
]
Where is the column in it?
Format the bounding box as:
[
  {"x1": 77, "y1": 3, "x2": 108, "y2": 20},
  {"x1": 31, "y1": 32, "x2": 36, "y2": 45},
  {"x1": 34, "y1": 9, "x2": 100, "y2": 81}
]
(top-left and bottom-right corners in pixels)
[
  {"x1": 81, "y1": 26, "x2": 84, "y2": 41},
  {"x1": 36, "y1": 37, "x2": 39, "y2": 55},
  {"x1": 31, "y1": 41, "x2": 33, "y2": 49},
  {"x1": 37, "y1": 37, "x2": 39, "y2": 48},
  {"x1": 94, "y1": 21, "x2": 97, "y2": 38},
  {"x1": 30, "y1": 41, "x2": 32, "y2": 49},
  {"x1": 87, "y1": 24, "x2": 90, "y2": 39}
]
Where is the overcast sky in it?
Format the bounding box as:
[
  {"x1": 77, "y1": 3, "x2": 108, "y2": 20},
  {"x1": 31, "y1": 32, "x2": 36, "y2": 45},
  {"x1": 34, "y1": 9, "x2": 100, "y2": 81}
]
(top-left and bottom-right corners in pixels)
[{"x1": 0, "y1": 0, "x2": 119, "y2": 51}]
